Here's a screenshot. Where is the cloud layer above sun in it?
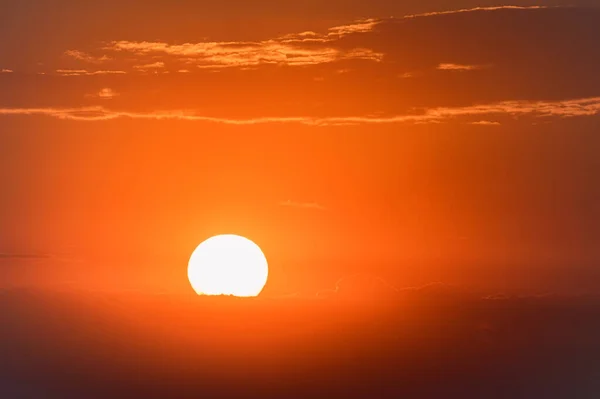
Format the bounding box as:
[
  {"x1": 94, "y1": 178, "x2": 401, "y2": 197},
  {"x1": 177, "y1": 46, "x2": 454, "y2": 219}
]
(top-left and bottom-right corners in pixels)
[{"x1": 1, "y1": 6, "x2": 600, "y2": 125}]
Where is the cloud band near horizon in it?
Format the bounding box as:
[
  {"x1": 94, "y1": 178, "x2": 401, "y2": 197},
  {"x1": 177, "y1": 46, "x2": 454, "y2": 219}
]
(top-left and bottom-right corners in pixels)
[{"x1": 0, "y1": 96, "x2": 598, "y2": 124}]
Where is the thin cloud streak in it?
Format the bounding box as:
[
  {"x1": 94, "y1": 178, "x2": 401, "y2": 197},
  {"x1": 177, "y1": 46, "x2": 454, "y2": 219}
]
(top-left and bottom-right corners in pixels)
[
  {"x1": 1, "y1": 69, "x2": 13, "y2": 73},
  {"x1": 437, "y1": 63, "x2": 489, "y2": 71},
  {"x1": 327, "y1": 18, "x2": 380, "y2": 36},
  {"x1": 64, "y1": 50, "x2": 112, "y2": 63},
  {"x1": 280, "y1": 200, "x2": 326, "y2": 211},
  {"x1": 56, "y1": 69, "x2": 127, "y2": 76},
  {"x1": 133, "y1": 62, "x2": 165, "y2": 70},
  {"x1": 86, "y1": 88, "x2": 119, "y2": 100},
  {"x1": 404, "y1": 5, "x2": 548, "y2": 19},
  {"x1": 470, "y1": 120, "x2": 501, "y2": 126},
  {"x1": 1, "y1": 97, "x2": 599, "y2": 124}
]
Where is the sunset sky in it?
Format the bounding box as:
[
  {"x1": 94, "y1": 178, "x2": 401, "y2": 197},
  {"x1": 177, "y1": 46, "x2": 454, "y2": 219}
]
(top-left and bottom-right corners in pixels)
[{"x1": 1, "y1": 1, "x2": 600, "y2": 296}]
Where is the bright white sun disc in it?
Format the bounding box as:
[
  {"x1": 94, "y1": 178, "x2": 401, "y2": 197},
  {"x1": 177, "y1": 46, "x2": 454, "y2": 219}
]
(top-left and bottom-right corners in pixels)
[{"x1": 188, "y1": 235, "x2": 268, "y2": 297}]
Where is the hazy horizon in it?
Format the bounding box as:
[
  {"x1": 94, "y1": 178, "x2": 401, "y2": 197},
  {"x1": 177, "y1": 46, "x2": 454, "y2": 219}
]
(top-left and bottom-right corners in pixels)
[{"x1": 2, "y1": 1, "x2": 600, "y2": 397}]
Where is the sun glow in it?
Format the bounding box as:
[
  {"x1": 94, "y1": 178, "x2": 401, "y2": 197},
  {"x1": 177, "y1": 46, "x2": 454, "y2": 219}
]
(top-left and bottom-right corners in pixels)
[{"x1": 188, "y1": 235, "x2": 269, "y2": 297}]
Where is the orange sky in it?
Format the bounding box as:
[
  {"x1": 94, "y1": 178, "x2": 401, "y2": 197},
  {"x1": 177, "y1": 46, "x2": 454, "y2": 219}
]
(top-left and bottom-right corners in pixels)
[{"x1": 1, "y1": 2, "x2": 600, "y2": 295}]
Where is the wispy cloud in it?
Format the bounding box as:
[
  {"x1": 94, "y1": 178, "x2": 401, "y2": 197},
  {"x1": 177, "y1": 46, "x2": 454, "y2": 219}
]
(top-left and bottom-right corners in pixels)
[
  {"x1": 280, "y1": 7, "x2": 548, "y2": 43},
  {"x1": 437, "y1": 63, "x2": 489, "y2": 71},
  {"x1": 469, "y1": 120, "x2": 501, "y2": 126},
  {"x1": 64, "y1": 50, "x2": 111, "y2": 63},
  {"x1": 101, "y1": 19, "x2": 384, "y2": 70},
  {"x1": 327, "y1": 18, "x2": 380, "y2": 36},
  {"x1": 107, "y1": 39, "x2": 382, "y2": 69},
  {"x1": 280, "y1": 200, "x2": 326, "y2": 211},
  {"x1": 405, "y1": 5, "x2": 548, "y2": 19},
  {"x1": 133, "y1": 61, "x2": 165, "y2": 71},
  {"x1": 277, "y1": 31, "x2": 328, "y2": 44},
  {"x1": 1, "y1": 69, "x2": 13, "y2": 73},
  {"x1": 87, "y1": 88, "x2": 119, "y2": 100},
  {"x1": 63, "y1": 8, "x2": 561, "y2": 72},
  {"x1": 1, "y1": 97, "x2": 599, "y2": 124},
  {"x1": 281, "y1": 18, "x2": 381, "y2": 44},
  {"x1": 56, "y1": 69, "x2": 126, "y2": 76}
]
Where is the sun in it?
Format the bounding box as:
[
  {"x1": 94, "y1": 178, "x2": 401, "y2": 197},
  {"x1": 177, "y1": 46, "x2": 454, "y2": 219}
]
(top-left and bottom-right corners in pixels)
[{"x1": 188, "y1": 235, "x2": 269, "y2": 297}]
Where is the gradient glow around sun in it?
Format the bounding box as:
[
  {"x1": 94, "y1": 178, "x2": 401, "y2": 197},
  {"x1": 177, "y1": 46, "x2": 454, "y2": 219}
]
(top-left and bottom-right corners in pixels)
[{"x1": 188, "y1": 235, "x2": 269, "y2": 297}]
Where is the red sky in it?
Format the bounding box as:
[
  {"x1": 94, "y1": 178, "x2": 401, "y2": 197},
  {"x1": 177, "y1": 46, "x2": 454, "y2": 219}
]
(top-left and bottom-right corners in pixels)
[{"x1": 1, "y1": 2, "x2": 600, "y2": 295}]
